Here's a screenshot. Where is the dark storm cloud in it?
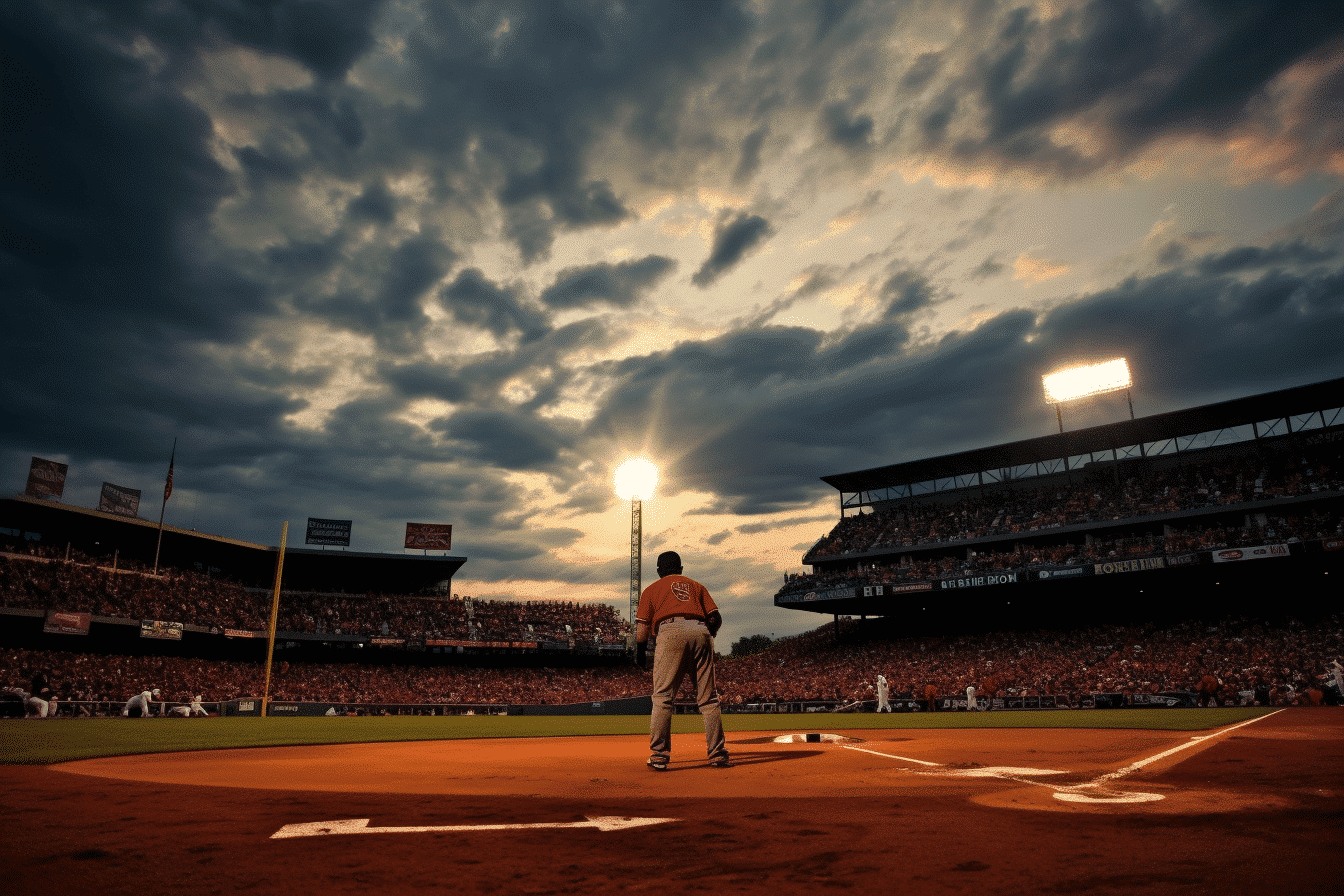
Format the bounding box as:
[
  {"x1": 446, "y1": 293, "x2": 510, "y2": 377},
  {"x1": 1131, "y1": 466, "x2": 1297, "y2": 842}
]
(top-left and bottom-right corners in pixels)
[
  {"x1": 539, "y1": 256, "x2": 676, "y2": 311},
  {"x1": 921, "y1": 0, "x2": 1344, "y2": 176},
  {"x1": 733, "y1": 127, "x2": 769, "y2": 184},
  {"x1": 94, "y1": 0, "x2": 385, "y2": 82},
  {"x1": 301, "y1": 232, "x2": 454, "y2": 354},
  {"x1": 692, "y1": 213, "x2": 774, "y2": 287},
  {"x1": 1195, "y1": 241, "x2": 1333, "y2": 277},
  {"x1": 0, "y1": 2, "x2": 289, "y2": 475},
  {"x1": 347, "y1": 181, "x2": 397, "y2": 224},
  {"x1": 439, "y1": 269, "x2": 550, "y2": 342},
  {"x1": 1122, "y1": 0, "x2": 1344, "y2": 136},
  {"x1": 902, "y1": 52, "x2": 943, "y2": 90},
  {"x1": 379, "y1": 362, "x2": 471, "y2": 404},
  {"x1": 399, "y1": 0, "x2": 755, "y2": 262},
  {"x1": 433, "y1": 408, "x2": 573, "y2": 471},
  {"x1": 877, "y1": 270, "x2": 938, "y2": 318},
  {"x1": 821, "y1": 101, "x2": 875, "y2": 151}
]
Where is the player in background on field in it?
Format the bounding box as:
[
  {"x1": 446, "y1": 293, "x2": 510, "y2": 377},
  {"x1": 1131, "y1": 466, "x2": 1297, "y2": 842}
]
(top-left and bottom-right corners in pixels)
[
  {"x1": 875, "y1": 674, "x2": 891, "y2": 712},
  {"x1": 124, "y1": 688, "x2": 159, "y2": 717}
]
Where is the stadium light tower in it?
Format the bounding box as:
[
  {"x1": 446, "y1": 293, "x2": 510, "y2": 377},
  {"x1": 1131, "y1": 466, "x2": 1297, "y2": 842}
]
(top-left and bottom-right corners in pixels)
[
  {"x1": 614, "y1": 458, "x2": 658, "y2": 650},
  {"x1": 1043, "y1": 357, "x2": 1134, "y2": 433}
]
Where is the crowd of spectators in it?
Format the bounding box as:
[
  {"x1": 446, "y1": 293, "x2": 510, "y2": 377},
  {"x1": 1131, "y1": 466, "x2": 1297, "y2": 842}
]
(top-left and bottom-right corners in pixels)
[
  {"x1": 804, "y1": 439, "x2": 1342, "y2": 562},
  {"x1": 3, "y1": 613, "x2": 1339, "y2": 714},
  {"x1": 717, "y1": 615, "x2": 1343, "y2": 710},
  {"x1": 778, "y1": 509, "x2": 1343, "y2": 597},
  {"x1": 0, "y1": 548, "x2": 628, "y2": 647}
]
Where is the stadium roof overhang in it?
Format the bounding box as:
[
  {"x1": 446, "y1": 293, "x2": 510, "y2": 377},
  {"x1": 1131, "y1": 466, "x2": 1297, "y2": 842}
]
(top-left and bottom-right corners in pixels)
[
  {"x1": 1, "y1": 494, "x2": 466, "y2": 594},
  {"x1": 820, "y1": 376, "x2": 1344, "y2": 503}
]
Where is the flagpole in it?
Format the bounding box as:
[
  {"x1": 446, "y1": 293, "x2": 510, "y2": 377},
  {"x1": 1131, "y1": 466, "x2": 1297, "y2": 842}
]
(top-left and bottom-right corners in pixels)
[
  {"x1": 153, "y1": 439, "x2": 176, "y2": 575},
  {"x1": 261, "y1": 521, "x2": 288, "y2": 719}
]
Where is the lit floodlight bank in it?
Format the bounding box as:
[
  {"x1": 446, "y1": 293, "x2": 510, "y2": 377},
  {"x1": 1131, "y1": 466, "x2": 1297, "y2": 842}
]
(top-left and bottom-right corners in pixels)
[
  {"x1": 1043, "y1": 358, "x2": 1132, "y2": 404},
  {"x1": 614, "y1": 458, "x2": 658, "y2": 501}
]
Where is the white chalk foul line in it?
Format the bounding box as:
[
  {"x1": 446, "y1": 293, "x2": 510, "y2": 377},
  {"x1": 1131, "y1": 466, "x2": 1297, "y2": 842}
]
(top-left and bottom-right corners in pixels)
[
  {"x1": 1085, "y1": 709, "x2": 1283, "y2": 788},
  {"x1": 840, "y1": 710, "x2": 1284, "y2": 805},
  {"x1": 1047, "y1": 708, "x2": 1283, "y2": 803},
  {"x1": 271, "y1": 815, "x2": 679, "y2": 839},
  {"x1": 842, "y1": 743, "x2": 942, "y2": 767}
]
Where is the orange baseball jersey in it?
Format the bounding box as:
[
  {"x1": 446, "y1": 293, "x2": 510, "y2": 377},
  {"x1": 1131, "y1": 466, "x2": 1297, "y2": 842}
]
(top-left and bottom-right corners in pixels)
[{"x1": 636, "y1": 574, "x2": 718, "y2": 631}]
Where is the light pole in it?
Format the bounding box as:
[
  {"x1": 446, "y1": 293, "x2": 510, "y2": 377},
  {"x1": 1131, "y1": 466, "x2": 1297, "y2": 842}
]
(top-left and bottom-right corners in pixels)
[
  {"x1": 1043, "y1": 357, "x2": 1134, "y2": 433},
  {"x1": 1043, "y1": 357, "x2": 1137, "y2": 481},
  {"x1": 614, "y1": 458, "x2": 658, "y2": 651}
]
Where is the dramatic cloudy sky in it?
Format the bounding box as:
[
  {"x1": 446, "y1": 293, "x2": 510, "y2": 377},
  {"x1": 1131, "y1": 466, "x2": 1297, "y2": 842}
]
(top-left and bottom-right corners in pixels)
[{"x1": 4, "y1": 0, "x2": 1343, "y2": 647}]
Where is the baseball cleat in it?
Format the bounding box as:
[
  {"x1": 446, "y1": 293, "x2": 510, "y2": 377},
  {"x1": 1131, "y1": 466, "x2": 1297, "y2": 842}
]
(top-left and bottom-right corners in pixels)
[{"x1": 647, "y1": 756, "x2": 668, "y2": 771}]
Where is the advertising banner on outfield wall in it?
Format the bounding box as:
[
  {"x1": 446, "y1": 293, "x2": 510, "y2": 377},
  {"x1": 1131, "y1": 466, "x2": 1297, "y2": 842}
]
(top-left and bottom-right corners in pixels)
[
  {"x1": 861, "y1": 582, "x2": 932, "y2": 596},
  {"x1": 305, "y1": 517, "x2": 352, "y2": 546},
  {"x1": 938, "y1": 572, "x2": 1019, "y2": 590},
  {"x1": 1093, "y1": 557, "x2": 1166, "y2": 575},
  {"x1": 25, "y1": 456, "x2": 68, "y2": 499},
  {"x1": 98, "y1": 482, "x2": 141, "y2": 517},
  {"x1": 1034, "y1": 566, "x2": 1091, "y2": 581},
  {"x1": 43, "y1": 610, "x2": 90, "y2": 635},
  {"x1": 405, "y1": 522, "x2": 452, "y2": 550},
  {"x1": 1211, "y1": 544, "x2": 1290, "y2": 563},
  {"x1": 141, "y1": 619, "x2": 183, "y2": 640}
]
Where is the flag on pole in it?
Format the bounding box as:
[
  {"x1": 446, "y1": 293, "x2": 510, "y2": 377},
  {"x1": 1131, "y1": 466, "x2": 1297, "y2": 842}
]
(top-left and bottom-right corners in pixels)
[{"x1": 164, "y1": 441, "x2": 176, "y2": 501}]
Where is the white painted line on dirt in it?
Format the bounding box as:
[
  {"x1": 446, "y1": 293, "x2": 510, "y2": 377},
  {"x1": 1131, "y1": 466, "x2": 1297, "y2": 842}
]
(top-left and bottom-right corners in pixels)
[
  {"x1": 841, "y1": 744, "x2": 942, "y2": 766},
  {"x1": 1085, "y1": 709, "x2": 1283, "y2": 787},
  {"x1": 271, "y1": 815, "x2": 679, "y2": 839},
  {"x1": 839, "y1": 711, "x2": 1284, "y2": 808}
]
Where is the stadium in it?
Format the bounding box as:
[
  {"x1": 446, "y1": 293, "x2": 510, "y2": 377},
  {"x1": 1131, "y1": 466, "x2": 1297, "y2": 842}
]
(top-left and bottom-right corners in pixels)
[{"x1": 3, "y1": 377, "x2": 1341, "y2": 895}]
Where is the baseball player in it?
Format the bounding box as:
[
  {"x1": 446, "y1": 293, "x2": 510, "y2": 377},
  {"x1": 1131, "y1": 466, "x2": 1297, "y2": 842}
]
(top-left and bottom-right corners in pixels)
[
  {"x1": 123, "y1": 688, "x2": 159, "y2": 718},
  {"x1": 27, "y1": 669, "x2": 54, "y2": 718},
  {"x1": 1196, "y1": 674, "x2": 1220, "y2": 707},
  {"x1": 1329, "y1": 660, "x2": 1344, "y2": 700},
  {"x1": 636, "y1": 551, "x2": 731, "y2": 770},
  {"x1": 875, "y1": 674, "x2": 891, "y2": 712},
  {"x1": 965, "y1": 684, "x2": 977, "y2": 711}
]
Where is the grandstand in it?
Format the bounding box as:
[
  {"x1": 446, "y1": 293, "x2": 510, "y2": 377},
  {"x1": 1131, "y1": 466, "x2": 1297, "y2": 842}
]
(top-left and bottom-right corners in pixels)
[
  {"x1": 778, "y1": 377, "x2": 1344, "y2": 632},
  {"x1": 2, "y1": 378, "x2": 1341, "y2": 717},
  {"x1": 0, "y1": 495, "x2": 630, "y2": 674}
]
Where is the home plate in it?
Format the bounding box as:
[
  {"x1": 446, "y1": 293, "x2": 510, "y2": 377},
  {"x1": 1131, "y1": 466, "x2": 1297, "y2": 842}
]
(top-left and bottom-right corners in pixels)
[
  {"x1": 943, "y1": 767, "x2": 1068, "y2": 777},
  {"x1": 773, "y1": 733, "x2": 862, "y2": 744},
  {"x1": 1055, "y1": 791, "x2": 1165, "y2": 804}
]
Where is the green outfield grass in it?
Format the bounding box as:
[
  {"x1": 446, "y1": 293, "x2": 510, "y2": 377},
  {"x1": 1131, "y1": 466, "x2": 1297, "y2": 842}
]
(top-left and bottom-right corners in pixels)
[{"x1": 0, "y1": 707, "x2": 1276, "y2": 765}]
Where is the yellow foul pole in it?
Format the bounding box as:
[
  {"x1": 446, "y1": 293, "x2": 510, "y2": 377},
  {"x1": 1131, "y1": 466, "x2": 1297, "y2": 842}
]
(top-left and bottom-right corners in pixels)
[{"x1": 261, "y1": 521, "x2": 288, "y2": 717}]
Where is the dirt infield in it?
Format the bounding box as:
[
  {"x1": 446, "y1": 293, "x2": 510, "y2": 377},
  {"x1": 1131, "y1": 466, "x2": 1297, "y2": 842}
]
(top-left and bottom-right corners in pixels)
[{"x1": 3, "y1": 708, "x2": 1341, "y2": 895}]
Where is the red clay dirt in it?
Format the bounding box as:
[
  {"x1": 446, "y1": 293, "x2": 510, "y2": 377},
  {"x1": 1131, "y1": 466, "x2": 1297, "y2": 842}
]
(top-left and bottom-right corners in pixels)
[{"x1": 2, "y1": 708, "x2": 1340, "y2": 895}]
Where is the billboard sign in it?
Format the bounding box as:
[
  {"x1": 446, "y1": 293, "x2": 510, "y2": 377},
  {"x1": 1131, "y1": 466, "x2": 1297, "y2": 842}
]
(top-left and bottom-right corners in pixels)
[
  {"x1": 44, "y1": 611, "x2": 90, "y2": 635},
  {"x1": 1093, "y1": 557, "x2": 1166, "y2": 575},
  {"x1": 306, "y1": 517, "x2": 352, "y2": 546},
  {"x1": 405, "y1": 522, "x2": 452, "y2": 550},
  {"x1": 1212, "y1": 544, "x2": 1289, "y2": 563},
  {"x1": 25, "y1": 457, "x2": 68, "y2": 498},
  {"x1": 98, "y1": 482, "x2": 142, "y2": 517},
  {"x1": 140, "y1": 620, "x2": 183, "y2": 640}
]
